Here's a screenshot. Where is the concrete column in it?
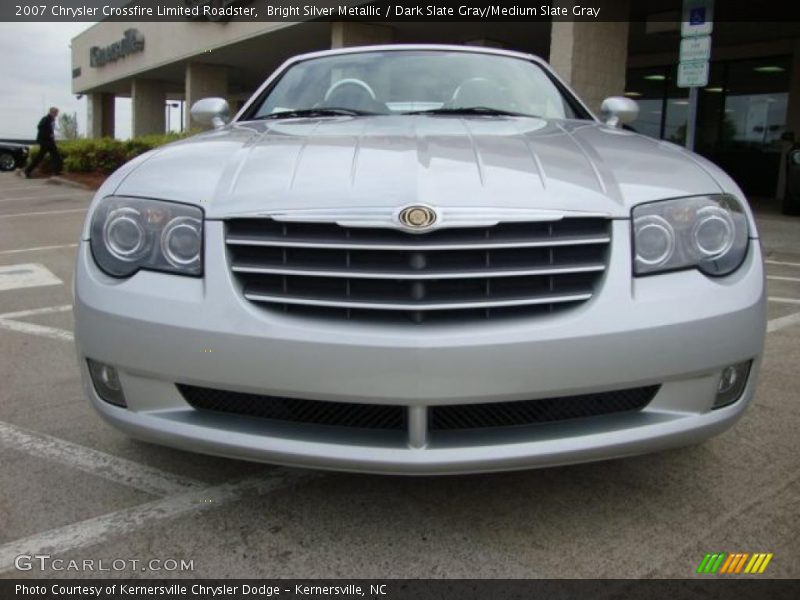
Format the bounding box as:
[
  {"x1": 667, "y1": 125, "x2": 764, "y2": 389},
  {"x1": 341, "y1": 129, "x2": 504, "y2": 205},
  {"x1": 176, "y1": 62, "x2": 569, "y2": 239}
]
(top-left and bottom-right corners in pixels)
[
  {"x1": 548, "y1": 2, "x2": 630, "y2": 115},
  {"x1": 131, "y1": 79, "x2": 166, "y2": 137},
  {"x1": 86, "y1": 92, "x2": 114, "y2": 139},
  {"x1": 185, "y1": 62, "x2": 229, "y2": 131},
  {"x1": 777, "y1": 40, "x2": 800, "y2": 199},
  {"x1": 330, "y1": 22, "x2": 393, "y2": 48}
]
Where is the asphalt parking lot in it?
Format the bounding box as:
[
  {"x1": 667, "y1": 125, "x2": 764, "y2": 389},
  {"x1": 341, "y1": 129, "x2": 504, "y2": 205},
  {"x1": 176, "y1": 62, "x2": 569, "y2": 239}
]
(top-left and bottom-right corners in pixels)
[{"x1": 0, "y1": 170, "x2": 798, "y2": 580}]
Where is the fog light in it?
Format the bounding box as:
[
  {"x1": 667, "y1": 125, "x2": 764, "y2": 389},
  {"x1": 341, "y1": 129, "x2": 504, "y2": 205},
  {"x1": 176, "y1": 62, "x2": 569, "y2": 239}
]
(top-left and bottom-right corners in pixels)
[
  {"x1": 713, "y1": 361, "x2": 751, "y2": 409},
  {"x1": 87, "y1": 359, "x2": 126, "y2": 407}
]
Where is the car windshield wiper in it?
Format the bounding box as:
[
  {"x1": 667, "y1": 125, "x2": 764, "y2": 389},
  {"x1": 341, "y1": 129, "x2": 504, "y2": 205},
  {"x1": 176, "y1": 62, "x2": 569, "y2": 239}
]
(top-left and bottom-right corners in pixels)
[
  {"x1": 401, "y1": 106, "x2": 534, "y2": 117},
  {"x1": 254, "y1": 108, "x2": 377, "y2": 120}
]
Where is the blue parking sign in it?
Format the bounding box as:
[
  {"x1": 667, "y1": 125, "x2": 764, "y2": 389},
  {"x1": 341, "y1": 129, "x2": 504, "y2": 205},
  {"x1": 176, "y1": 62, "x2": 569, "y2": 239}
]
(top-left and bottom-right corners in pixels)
[
  {"x1": 682, "y1": 0, "x2": 714, "y2": 37},
  {"x1": 689, "y1": 7, "x2": 706, "y2": 25}
]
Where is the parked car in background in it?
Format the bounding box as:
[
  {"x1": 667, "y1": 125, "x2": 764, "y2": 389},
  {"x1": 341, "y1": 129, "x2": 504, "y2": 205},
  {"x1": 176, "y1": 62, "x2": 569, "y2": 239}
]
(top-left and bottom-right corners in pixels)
[
  {"x1": 73, "y1": 45, "x2": 766, "y2": 474},
  {"x1": 0, "y1": 141, "x2": 29, "y2": 171}
]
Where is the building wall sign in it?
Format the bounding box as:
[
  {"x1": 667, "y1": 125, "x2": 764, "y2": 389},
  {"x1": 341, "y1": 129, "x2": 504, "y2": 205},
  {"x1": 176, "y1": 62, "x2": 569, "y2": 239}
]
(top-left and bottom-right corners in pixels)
[{"x1": 90, "y1": 29, "x2": 145, "y2": 68}]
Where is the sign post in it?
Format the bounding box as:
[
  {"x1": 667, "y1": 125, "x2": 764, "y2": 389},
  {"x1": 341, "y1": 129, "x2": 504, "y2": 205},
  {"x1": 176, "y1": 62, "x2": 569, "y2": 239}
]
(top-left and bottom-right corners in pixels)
[{"x1": 679, "y1": 0, "x2": 714, "y2": 151}]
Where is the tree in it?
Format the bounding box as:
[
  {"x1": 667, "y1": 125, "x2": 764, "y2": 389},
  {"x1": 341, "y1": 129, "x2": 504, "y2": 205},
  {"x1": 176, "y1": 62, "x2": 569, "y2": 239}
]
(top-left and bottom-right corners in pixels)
[{"x1": 57, "y1": 112, "x2": 80, "y2": 140}]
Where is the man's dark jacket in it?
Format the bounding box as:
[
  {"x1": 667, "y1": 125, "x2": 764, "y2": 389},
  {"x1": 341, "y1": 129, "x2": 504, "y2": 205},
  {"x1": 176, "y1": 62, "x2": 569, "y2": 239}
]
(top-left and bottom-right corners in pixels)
[{"x1": 36, "y1": 115, "x2": 55, "y2": 144}]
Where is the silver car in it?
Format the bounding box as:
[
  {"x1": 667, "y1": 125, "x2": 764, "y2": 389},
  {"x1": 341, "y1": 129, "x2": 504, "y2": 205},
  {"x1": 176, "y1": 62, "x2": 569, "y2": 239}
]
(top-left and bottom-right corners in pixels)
[{"x1": 73, "y1": 45, "x2": 766, "y2": 475}]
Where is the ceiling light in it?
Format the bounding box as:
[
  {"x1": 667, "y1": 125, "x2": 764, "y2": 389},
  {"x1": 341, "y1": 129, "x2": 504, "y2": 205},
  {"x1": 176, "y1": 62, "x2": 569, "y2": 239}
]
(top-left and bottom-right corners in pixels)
[
  {"x1": 753, "y1": 66, "x2": 784, "y2": 73},
  {"x1": 624, "y1": 91, "x2": 643, "y2": 98},
  {"x1": 644, "y1": 74, "x2": 666, "y2": 81},
  {"x1": 705, "y1": 87, "x2": 724, "y2": 93}
]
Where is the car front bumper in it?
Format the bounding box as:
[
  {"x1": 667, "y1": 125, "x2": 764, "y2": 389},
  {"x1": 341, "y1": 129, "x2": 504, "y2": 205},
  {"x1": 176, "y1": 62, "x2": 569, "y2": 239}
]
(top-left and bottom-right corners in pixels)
[{"x1": 74, "y1": 221, "x2": 767, "y2": 475}]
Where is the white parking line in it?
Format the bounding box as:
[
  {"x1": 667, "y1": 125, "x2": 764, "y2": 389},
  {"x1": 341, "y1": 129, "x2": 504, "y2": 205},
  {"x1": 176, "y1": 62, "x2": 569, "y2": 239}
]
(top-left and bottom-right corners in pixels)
[
  {"x1": 0, "y1": 243, "x2": 78, "y2": 256},
  {"x1": 0, "y1": 304, "x2": 71, "y2": 320},
  {"x1": 0, "y1": 183, "x2": 55, "y2": 193},
  {"x1": 767, "y1": 311, "x2": 800, "y2": 333},
  {"x1": 0, "y1": 263, "x2": 62, "y2": 291},
  {"x1": 765, "y1": 259, "x2": 800, "y2": 268},
  {"x1": 0, "y1": 470, "x2": 313, "y2": 573},
  {"x1": 0, "y1": 193, "x2": 89, "y2": 203},
  {"x1": 0, "y1": 421, "x2": 204, "y2": 497},
  {"x1": 767, "y1": 275, "x2": 800, "y2": 283},
  {"x1": 768, "y1": 296, "x2": 800, "y2": 305},
  {"x1": 0, "y1": 318, "x2": 73, "y2": 341},
  {"x1": 0, "y1": 208, "x2": 86, "y2": 219},
  {"x1": 0, "y1": 304, "x2": 73, "y2": 342}
]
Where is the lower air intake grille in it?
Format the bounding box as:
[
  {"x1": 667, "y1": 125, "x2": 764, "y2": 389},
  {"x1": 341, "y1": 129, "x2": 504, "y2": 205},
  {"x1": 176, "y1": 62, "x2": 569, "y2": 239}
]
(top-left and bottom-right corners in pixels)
[
  {"x1": 179, "y1": 384, "x2": 658, "y2": 433},
  {"x1": 430, "y1": 386, "x2": 660, "y2": 431},
  {"x1": 178, "y1": 385, "x2": 405, "y2": 430}
]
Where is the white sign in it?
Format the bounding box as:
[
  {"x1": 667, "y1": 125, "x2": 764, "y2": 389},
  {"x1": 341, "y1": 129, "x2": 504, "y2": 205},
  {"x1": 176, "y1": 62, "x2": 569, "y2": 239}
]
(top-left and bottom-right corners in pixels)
[
  {"x1": 682, "y1": 0, "x2": 714, "y2": 37},
  {"x1": 678, "y1": 61, "x2": 710, "y2": 88},
  {"x1": 680, "y1": 36, "x2": 711, "y2": 62}
]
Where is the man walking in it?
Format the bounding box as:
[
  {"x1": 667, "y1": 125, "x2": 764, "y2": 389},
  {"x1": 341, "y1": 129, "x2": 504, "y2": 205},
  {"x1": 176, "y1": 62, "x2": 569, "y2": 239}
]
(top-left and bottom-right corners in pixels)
[{"x1": 24, "y1": 107, "x2": 62, "y2": 178}]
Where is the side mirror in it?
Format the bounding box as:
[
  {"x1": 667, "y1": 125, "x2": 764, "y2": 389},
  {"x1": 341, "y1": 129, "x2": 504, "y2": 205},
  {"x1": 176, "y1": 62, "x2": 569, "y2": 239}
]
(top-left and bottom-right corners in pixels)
[
  {"x1": 600, "y1": 96, "x2": 639, "y2": 128},
  {"x1": 190, "y1": 97, "x2": 230, "y2": 129}
]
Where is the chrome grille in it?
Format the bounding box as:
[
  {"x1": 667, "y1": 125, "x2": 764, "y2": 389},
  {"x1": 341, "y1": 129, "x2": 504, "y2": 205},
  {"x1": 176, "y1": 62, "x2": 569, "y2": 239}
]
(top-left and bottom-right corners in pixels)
[{"x1": 225, "y1": 216, "x2": 611, "y2": 323}]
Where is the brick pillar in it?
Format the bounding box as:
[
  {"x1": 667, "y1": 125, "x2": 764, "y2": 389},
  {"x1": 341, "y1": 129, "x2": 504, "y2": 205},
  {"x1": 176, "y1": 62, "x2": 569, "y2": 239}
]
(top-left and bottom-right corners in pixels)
[
  {"x1": 86, "y1": 92, "x2": 114, "y2": 138},
  {"x1": 185, "y1": 62, "x2": 229, "y2": 131},
  {"x1": 131, "y1": 79, "x2": 166, "y2": 137},
  {"x1": 548, "y1": 2, "x2": 630, "y2": 115},
  {"x1": 330, "y1": 22, "x2": 393, "y2": 48}
]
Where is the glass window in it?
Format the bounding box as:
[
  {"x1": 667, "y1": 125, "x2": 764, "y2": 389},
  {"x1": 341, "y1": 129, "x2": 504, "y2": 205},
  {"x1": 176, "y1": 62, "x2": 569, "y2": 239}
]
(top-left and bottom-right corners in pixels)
[
  {"x1": 719, "y1": 57, "x2": 791, "y2": 153},
  {"x1": 625, "y1": 55, "x2": 792, "y2": 196},
  {"x1": 249, "y1": 51, "x2": 586, "y2": 120},
  {"x1": 624, "y1": 66, "x2": 668, "y2": 139}
]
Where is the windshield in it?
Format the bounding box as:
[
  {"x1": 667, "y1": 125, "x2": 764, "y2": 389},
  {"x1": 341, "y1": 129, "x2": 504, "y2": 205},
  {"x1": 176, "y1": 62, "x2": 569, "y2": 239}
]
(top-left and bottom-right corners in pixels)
[{"x1": 246, "y1": 50, "x2": 586, "y2": 120}]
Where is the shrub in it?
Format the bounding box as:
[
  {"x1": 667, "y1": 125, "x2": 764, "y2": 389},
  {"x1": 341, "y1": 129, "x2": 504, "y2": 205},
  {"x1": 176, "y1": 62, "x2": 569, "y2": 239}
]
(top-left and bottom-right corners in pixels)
[{"x1": 27, "y1": 132, "x2": 190, "y2": 175}]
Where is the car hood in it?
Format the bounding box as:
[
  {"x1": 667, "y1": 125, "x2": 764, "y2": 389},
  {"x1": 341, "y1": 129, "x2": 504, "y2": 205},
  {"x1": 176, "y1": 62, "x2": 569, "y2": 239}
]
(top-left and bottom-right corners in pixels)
[{"x1": 114, "y1": 116, "x2": 725, "y2": 219}]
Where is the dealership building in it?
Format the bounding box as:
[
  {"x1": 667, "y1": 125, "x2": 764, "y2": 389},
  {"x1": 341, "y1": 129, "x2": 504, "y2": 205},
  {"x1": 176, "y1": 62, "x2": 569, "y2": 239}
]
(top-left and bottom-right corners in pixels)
[{"x1": 70, "y1": 1, "x2": 800, "y2": 198}]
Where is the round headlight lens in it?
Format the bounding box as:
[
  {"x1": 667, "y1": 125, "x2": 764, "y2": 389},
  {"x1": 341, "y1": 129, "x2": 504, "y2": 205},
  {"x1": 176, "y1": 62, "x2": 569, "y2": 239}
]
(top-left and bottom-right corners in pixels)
[
  {"x1": 90, "y1": 197, "x2": 204, "y2": 278},
  {"x1": 103, "y1": 207, "x2": 147, "y2": 261},
  {"x1": 632, "y1": 195, "x2": 749, "y2": 277},
  {"x1": 692, "y1": 206, "x2": 735, "y2": 257},
  {"x1": 634, "y1": 214, "x2": 675, "y2": 267},
  {"x1": 161, "y1": 217, "x2": 202, "y2": 268}
]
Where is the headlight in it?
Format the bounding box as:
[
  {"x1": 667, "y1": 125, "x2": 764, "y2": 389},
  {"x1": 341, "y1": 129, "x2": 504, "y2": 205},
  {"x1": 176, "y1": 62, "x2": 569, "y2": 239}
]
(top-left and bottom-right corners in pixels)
[
  {"x1": 632, "y1": 195, "x2": 749, "y2": 277},
  {"x1": 90, "y1": 197, "x2": 203, "y2": 277}
]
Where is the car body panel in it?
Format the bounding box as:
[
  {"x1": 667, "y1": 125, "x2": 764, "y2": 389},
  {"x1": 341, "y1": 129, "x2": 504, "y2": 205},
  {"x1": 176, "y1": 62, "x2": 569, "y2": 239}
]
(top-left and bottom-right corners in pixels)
[
  {"x1": 111, "y1": 117, "x2": 723, "y2": 221},
  {"x1": 73, "y1": 45, "x2": 767, "y2": 474},
  {"x1": 0, "y1": 142, "x2": 30, "y2": 170}
]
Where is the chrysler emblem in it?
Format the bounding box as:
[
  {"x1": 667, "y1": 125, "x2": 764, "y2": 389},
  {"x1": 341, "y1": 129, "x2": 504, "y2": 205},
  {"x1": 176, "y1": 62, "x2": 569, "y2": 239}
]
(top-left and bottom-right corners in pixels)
[{"x1": 398, "y1": 205, "x2": 437, "y2": 230}]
